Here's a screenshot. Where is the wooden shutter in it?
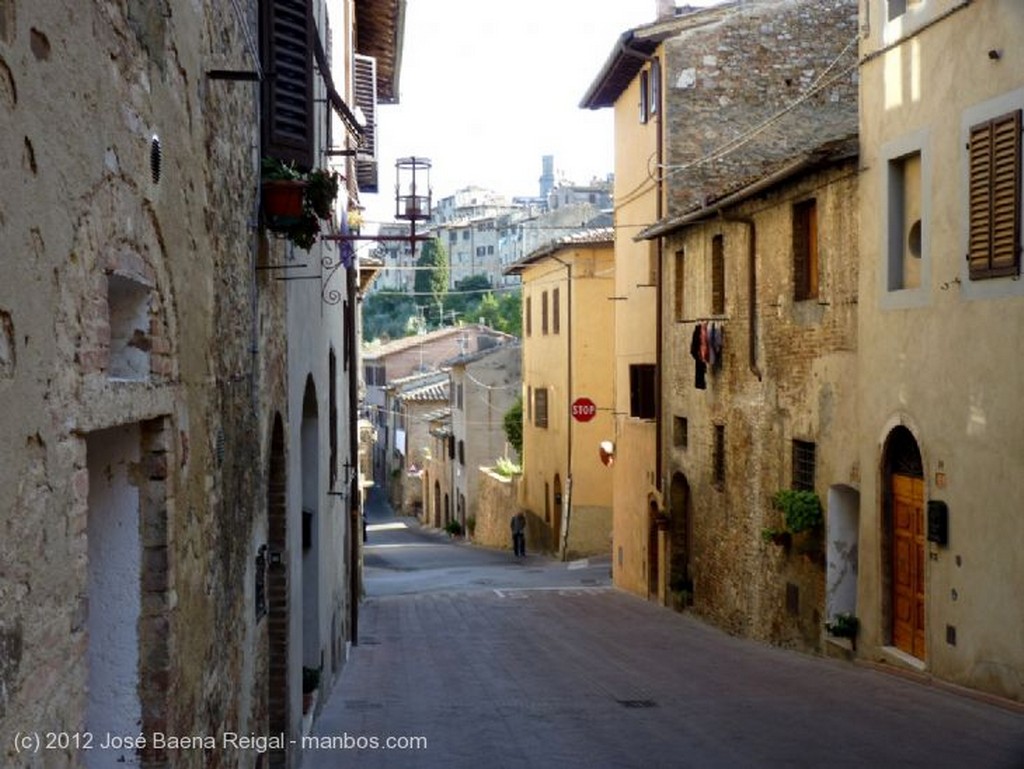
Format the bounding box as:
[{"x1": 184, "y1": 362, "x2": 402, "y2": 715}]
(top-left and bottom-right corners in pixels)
[
  {"x1": 968, "y1": 110, "x2": 1021, "y2": 279},
  {"x1": 793, "y1": 199, "x2": 818, "y2": 300},
  {"x1": 261, "y1": 0, "x2": 314, "y2": 169},
  {"x1": 354, "y1": 54, "x2": 379, "y2": 192},
  {"x1": 711, "y1": 235, "x2": 725, "y2": 315}
]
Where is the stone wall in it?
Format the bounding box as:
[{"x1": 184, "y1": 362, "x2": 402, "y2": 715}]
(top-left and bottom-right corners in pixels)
[
  {"x1": 473, "y1": 469, "x2": 517, "y2": 550},
  {"x1": 663, "y1": 0, "x2": 859, "y2": 216},
  {"x1": 0, "y1": 2, "x2": 285, "y2": 766},
  {"x1": 662, "y1": 159, "x2": 859, "y2": 654}
]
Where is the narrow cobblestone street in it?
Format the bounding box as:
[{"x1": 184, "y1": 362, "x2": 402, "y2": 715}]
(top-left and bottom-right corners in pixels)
[{"x1": 302, "y1": 491, "x2": 1024, "y2": 769}]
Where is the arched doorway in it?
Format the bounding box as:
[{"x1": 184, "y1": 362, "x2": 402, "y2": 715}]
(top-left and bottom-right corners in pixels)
[
  {"x1": 883, "y1": 425, "x2": 925, "y2": 659},
  {"x1": 266, "y1": 414, "x2": 288, "y2": 769},
  {"x1": 669, "y1": 473, "x2": 692, "y2": 602},
  {"x1": 301, "y1": 377, "x2": 321, "y2": 678},
  {"x1": 648, "y1": 500, "x2": 661, "y2": 600}
]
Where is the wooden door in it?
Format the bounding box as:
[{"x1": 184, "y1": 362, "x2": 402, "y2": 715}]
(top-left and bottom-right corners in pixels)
[{"x1": 892, "y1": 474, "x2": 926, "y2": 658}]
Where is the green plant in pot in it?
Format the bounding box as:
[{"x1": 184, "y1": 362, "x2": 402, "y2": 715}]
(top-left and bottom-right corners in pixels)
[
  {"x1": 772, "y1": 489, "x2": 823, "y2": 533},
  {"x1": 261, "y1": 157, "x2": 307, "y2": 228},
  {"x1": 826, "y1": 613, "x2": 859, "y2": 649},
  {"x1": 261, "y1": 158, "x2": 340, "y2": 247},
  {"x1": 306, "y1": 169, "x2": 340, "y2": 219},
  {"x1": 286, "y1": 212, "x2": 321, "y2": 251}
]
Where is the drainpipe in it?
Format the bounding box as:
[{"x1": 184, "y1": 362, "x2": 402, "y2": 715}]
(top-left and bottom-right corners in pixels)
[
  {"x1": 718, "y1": 213, "x2": 762, "y2": 381},
  {"x1": 552, "y1": 254, "x2": 572, "y2": 561}
]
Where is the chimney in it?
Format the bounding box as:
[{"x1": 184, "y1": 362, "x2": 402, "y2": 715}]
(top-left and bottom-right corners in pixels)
[{"x1": 656, "y1": 0, "x2": 675, "y2": 21}]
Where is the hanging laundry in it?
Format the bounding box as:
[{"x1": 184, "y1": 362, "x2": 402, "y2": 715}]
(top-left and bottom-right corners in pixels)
[
  {"x1": 707, "y1": 323, "x2": 717, "y2": 368},
  {"x1": 690, "y1": 323, "x2": 706, "y2": 390},
  {"x1": 711, "y1": 323, "x2": 724, "y2": 369},
  {"x1": 699, "y1": 322, "x2": 710, "y2": 365}
]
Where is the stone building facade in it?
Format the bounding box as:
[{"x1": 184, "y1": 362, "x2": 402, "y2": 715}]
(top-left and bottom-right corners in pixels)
[
  {"x1": 643, "y1": 142, "x2": 860, "y2": 649},
  {"x1": 0, "y1": 1, "x2": 402, "y2": 767},
  {"x1": 582, "y1": 0, "x2": 858, "y2": 627},
  {"x1": 447, "y1": 343, "x2": 522, "y2": 534}
]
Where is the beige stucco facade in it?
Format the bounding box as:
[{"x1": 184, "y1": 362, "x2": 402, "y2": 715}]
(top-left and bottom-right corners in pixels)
[
  {"x1": 856, "y1": 0, "x2": 1024, "y2": 702},
  {"x1": 610, "y1": 70, "x2": 661, "y2": 593},
  {"x1": 511, "y1": 232, "x2": 615, "y2": 558}
]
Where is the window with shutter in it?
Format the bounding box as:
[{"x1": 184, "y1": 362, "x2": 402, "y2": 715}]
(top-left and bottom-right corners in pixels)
[
  {"x1": 534, "y1": 388, "x2": 548, "y2": 428},
  {"x1": 354, "y1": 54, "x2": 379, "y2": 192},
  {"x1": 968, "y1": 110, "x2": 1021, "y2": 280},
  {"x1": 260, "y1": 0, "x2": 314, "y2": 169},
  {"x1": 711, "y1": 234, "x2": 725, "y2": 315},
  {"x1": 793, "y1": 199, "x2": 819, "y2": 300}
]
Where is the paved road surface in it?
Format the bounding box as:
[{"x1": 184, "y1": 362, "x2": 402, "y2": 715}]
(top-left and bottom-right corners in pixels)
[{"x1": 303, "y1": 490, "x2": 1024, "y2": 768}]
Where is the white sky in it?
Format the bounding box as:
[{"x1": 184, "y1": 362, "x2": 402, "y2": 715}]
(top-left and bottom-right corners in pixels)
[{"x1": 358, "y1": 0, "x2": 725, "y2": 228}]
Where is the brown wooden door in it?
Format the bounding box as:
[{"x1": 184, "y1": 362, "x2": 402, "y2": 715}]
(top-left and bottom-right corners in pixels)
[{"x1": 892, "y1": 474, "x2": 926, "y2": 658}]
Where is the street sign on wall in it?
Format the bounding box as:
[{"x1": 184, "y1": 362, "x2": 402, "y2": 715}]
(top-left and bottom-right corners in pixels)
[{"x1": 571, "y1": 397, "x2": 597, "y2": 422}]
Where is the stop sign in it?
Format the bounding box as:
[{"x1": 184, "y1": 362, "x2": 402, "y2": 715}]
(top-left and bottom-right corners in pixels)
[{"x1": 572, "y1": 397, "x2": 597, "y2": 422}]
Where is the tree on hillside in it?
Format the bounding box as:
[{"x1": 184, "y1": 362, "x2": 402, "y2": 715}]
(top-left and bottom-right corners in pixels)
[{"x1": 414, "y1": 238, "x2": 449, "y2": 327}]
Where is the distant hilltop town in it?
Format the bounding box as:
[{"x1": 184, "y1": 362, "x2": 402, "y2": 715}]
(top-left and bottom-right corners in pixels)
[{"x1": 372, "y1": 155, "x2": 613, "y2": 292}]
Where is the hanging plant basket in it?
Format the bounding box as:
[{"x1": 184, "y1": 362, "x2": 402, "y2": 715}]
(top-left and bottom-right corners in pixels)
[{"x1": 262, "y1": 179, "x2": 307, "y2": 230}]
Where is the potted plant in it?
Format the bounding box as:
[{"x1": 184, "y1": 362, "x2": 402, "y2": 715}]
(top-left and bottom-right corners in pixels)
[
  {"x1": 261, "y1": 157, "x2": 307, "y2": 227},
  {"x1": 772, "y1": 489, "x2": 823, "y2": 534},
  {"x1": 306, "y1": 169, "x2": 340, "y2": 219},
  {"x1": 826, "y1": 613, "x2": 859, "y2": 649},
  {"x1": 261, "y1": 158, "x2": 341, "y2": 248}
]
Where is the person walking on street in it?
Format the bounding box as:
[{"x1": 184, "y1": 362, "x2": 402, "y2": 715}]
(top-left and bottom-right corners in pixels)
[{"x1": 510, "y1": 510, "x2": 526, "y2": 558}]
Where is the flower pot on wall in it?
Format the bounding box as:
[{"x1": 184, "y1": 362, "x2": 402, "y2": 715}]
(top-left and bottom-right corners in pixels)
[{"x1": 262, "y1": 180, "x2": 307, "y2": 229}]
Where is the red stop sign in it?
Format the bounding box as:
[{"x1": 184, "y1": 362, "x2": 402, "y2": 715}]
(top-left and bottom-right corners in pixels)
[{"x1": 572, "y1": 397, "x2": 597, "y2": 422}]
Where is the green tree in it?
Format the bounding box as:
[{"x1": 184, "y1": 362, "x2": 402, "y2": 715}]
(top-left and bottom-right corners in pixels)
[
  {"x1": 414, "y1": 238, "x2": 449, "y2": 326},
  {"x1": 503, "y1": 396, "x2": 523, "y2": 458},
  {"x1": 361, "y1": 292, "x2": 419, "y2": 342}
]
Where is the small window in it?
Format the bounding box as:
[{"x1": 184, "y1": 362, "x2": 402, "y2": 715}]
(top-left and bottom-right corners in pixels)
[
  {"x1": 711, "y1": 235, "x2": 725, "y2": 315},
  {"x1": 629, "y1": 364, "x2": 656, "y2": 420},
  {"x1": 457, "y1": 383, "x2": 464, "y2": 410},
  {"x1": 713, "y1": 424, "x2": 725, "y2": 489},
  {"x1": 888, "y1": 152, "x2": 923, "y2": 290},
  {"x1": 968, "y1": 110, "x2": 1021, "y2": 280},
  {"x1": 673, "y1": 416, "x2": 688, "y2": 449},
  {"x1": 448, "y1": 435, "x2": 455, "y2": 459},
  {"x1": 792, "y1": 440, "x2": 816, "y2": 491},
  {"x1": 793, "y1": 199, "x2": 819, "y2": 300},
  {"x1": 887, "y1": 0, "x2": 923, "y2": 21},
  {"x1": 525, "y1": 296, "x2": 532, "y2": 337},
  {"x1": 458, "y1": 440, "x2": 465, "y2": 466},
  {"x1": 534, "y1": 387, "x2": 548, "y2": 428},
  {"x1": 552, "y1": 288, "x2": 560, "y2": 334},
  {"x1": 462, "y1": 230, "x2": 470, "y2": 240},
  {"x1": 639, "y1": 69, "x2": 650, "y2": 124},
  {"x1": 674, "y1": 249, "x2": 685, "y2": 322},
  {"x1": 541, "y1": 291, "x2": 549, "y2": 335},
  {"x1": 650, "y1": 59, "x2": 660, "y2": 117},
  {"x1": 107, "y1": 274, "x2": 152, "y2": 381}
]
